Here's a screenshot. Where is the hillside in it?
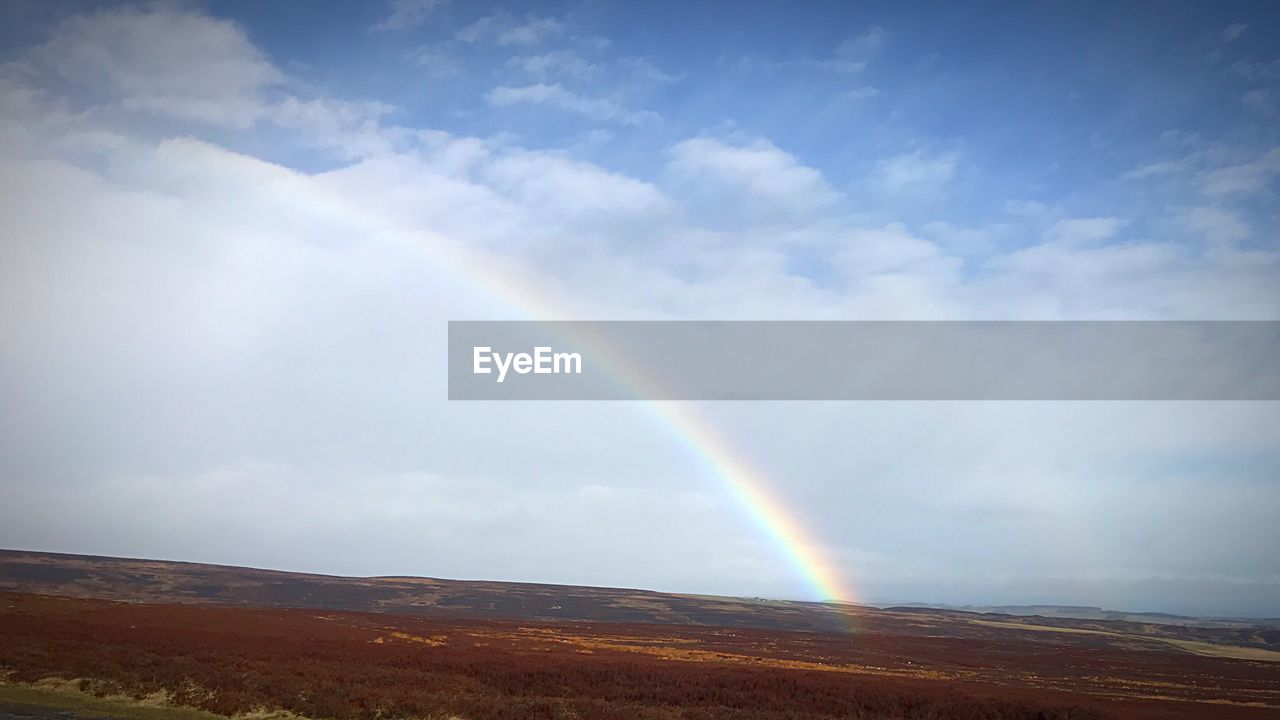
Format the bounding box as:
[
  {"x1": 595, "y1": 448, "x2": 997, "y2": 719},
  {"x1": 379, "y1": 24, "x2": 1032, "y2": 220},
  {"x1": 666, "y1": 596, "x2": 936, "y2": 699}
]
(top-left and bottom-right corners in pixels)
[{"x1": 3, "y1": 550, "x2": 1280, "y2": 719}]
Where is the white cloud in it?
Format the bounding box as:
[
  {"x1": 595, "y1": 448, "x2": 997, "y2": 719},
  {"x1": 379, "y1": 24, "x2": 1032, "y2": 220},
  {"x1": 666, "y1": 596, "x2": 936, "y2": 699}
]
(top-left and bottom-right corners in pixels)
[
  {"x1": 485, "y1": 83, "x2": 657, "y2": 124},
  {"x1": 457, "y1": 13, "x2": 563, "y2": 46},
  {"x1": 1230, "y1": 59, "x2": 1280, "y2": 82},
  {"x1": 1242, "y1": 88, "x2": 1274, "y2": 115},
  {"x1": 1123, "y1": 159, "x2": 1185, "y2": 180},
  {"x1": 837, "y1": 26, "x2": 886, "y2": 57},
  {"x1": 745, "y1": 56, "x2": 866, "y2": 75},
  {"x1": 839, "y1": 85, "x2": 880, "y2": 101},
  {"x1": 876, "y1": 148, "x2": 959, "y2": 191},
  {"x1": 667, "y1": 137, "x2": 841, "y2": 214},
  {"x1": 498, "y1": 17, "x2": 564, "y2": 46},
  {"x1": 454, "y1": 14, "x2": 497, "y2": 42},
  {"x1": 37, "y1": 6, "x2": 283, "y2": 128},
  {"x1": 832, "y1": 222, "x2": 950, "y2": 278},
  {"x1": 1201, "y1": 147, "x2": 1280, "y2": 196},
  {"x1": 19, "y1": 6, "x2": 399, "y2": 158},
  {"x1": 372, "y1": 0, "x2": 444, "y2": 32},
  {"x1": 920, "y1": 221, "x2": 1001, "y2": 257},
  {"x1": 507, "y1": 51, "x2": 597, "y2": 81},
  {"x1": 617, "y1": 57, "x2": 680, "y2": 84},
  {"x1": 1219, "y1": 22, "x2": 1249, "y2": 43},
  {"x1": 1187, "y1": 206, "x2": 1250, "y2": 246},
  {"x1": 269, "y1": 96, "x2": 399, "y2": 158},
  {"x1": 485, "y1": 150, "x2": 672, "y2": 220},
  {"x1": 737, "y1": 26, "x2": 885, "y2": 76},
  {"x1": 1046, "y1": 217, "x2": 1123, "y2": 247},
  {"x1": 408, "y1": 46, "x2": 462, "y2": 78},
  {"x1": 1125, "y1": 145, "x2": 1280, "y2": 199}
]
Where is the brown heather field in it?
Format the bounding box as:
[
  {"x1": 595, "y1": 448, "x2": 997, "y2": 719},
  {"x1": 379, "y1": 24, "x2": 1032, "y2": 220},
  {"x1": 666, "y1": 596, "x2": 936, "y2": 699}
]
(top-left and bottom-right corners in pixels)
[
  {"x1": 3, "y1": 592, "x2": 1280, "y2": 720},
  {"x1": 1, "y1": 551, "x2": 1279, "y2": 719}
]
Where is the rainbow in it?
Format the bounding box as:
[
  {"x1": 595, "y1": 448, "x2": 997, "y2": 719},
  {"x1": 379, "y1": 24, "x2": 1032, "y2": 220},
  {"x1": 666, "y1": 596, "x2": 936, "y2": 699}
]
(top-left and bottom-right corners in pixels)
[
  {"x1": 640, "y1": 401, "x2": 856, "y2": 605},
  {"x1": 304, "y1": 167, "x2": 859, "y2": 611},
  {"x1": 540, "y1": 321, "x2": 857, "y2": 607}
]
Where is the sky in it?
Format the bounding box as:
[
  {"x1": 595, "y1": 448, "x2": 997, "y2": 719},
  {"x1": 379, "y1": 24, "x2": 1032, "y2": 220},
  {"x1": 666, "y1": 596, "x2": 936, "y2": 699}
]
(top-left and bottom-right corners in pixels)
[{"x1": 1, "y1": 0, "x2": 1278, "y2": 617}]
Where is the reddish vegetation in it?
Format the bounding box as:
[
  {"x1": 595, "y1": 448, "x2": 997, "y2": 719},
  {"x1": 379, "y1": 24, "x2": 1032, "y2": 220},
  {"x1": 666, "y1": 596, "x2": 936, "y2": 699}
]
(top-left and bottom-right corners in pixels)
[{"x1": 3, "y1": 593, "x2": 1278, "y2": 720}]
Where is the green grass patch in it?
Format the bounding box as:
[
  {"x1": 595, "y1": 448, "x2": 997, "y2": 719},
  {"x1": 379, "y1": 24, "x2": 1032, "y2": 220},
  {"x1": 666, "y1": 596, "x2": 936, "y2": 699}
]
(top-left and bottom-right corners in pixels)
[{"x1": 0, "y1": 682, "x2": 228, "y2": 720}]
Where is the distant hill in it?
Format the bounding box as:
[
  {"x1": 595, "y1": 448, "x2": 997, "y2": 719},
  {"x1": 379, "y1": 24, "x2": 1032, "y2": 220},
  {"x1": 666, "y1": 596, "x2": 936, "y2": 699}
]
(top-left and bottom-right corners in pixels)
[
  {"x1": 882, "y1": 602, "x2": 1280, "y2": 628},
  {"x1": 5, "y1": 548, "x2": 1279, "y2": 720},
  {"x1": 5, "y1": 548, "x2": 1276, "y2": 642},
  {"x1": 0, "y1": 548, "x2": 861, "y2": 633}
]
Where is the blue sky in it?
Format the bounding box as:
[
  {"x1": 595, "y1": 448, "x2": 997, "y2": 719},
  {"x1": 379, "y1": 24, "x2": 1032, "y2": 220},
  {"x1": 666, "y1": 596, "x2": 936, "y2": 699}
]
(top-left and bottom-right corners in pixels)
[
  {"x1": 0, "y1": 1, "x2": 1278, "y2": 616},
  {"x1": 225, "y1": 1, "x2": 1278, "y2": 225}
]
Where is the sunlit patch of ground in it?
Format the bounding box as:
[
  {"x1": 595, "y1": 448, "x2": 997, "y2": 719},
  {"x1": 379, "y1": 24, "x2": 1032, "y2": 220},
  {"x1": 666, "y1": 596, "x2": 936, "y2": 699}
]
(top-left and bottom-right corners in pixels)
[{"x1": 970, "y1": 619, "x2": 1280, "y2": 662}]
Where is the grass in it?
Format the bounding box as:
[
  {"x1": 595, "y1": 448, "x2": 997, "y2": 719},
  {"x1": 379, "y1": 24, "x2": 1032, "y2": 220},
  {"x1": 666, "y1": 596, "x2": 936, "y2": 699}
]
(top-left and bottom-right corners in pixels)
[
  {"x1": 0, "y1": 680, "x2": 226, "y2": 720},
  {"x1": 970, "y1": 619, "x2": 1280, "y2": 662},
  {"x1": 1161, "y1": 638, "x2": 1280, "y2": 662}
]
